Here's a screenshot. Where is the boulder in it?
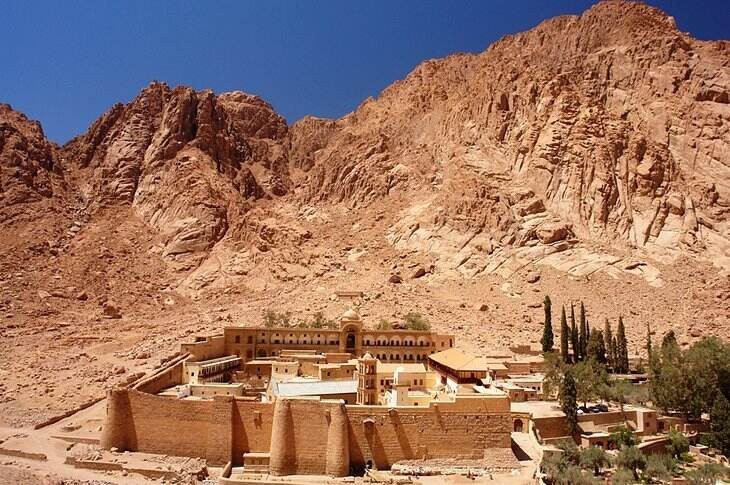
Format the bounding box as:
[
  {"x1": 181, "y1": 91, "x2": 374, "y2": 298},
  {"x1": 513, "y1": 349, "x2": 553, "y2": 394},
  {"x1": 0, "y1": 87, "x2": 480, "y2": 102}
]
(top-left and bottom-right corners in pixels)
[
  {"x1": 526, "y1": 271, "x2": 540, "y2": 283},
  {"x1": 412, "y1": 267, "x2": 427, "y2": 279},
  {"x1": 102, "y1": 302, "x2": 122, "y2": 319},
  {"x1": 388, "y1": 274, "x2": 403, "y2": 284},
  {"x1": 536, "y1": 222, "x2": 571, "y2": 244}
]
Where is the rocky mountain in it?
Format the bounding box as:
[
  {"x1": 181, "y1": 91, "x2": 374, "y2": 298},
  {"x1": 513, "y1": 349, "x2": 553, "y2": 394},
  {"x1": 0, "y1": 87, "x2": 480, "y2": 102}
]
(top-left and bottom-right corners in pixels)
[
  {"x1": 62, "y1": 84, "x2": 292, "y2": 269},
  {"x1": 293, "y1": 0, "x2": 730, "y2": 282},
  {"x1": 0, "y1": 104, "x2": 65, "y2": 221},
  {"x1": 0, "y1": 0, "x2": 728, "y2": 427}
]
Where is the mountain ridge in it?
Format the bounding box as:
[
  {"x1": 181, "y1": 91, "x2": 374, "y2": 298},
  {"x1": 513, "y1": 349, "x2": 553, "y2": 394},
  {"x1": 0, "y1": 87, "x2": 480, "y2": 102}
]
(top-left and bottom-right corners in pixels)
[{"x1": 0, "y1": 0, "x2": 728, "y2": 427}]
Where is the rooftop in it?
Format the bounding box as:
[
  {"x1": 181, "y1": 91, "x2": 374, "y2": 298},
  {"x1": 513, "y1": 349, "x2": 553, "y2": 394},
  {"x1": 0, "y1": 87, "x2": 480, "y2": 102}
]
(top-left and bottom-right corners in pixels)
[
  {"x1": 376, "y1": 362, "x2": 427, "y2": 374},
  {"x1": 273, "y1": 379, "x2": 358, "y2": 397},
  {"x1": 428, "y1": 348, "x2": 494, "y2": 372}
]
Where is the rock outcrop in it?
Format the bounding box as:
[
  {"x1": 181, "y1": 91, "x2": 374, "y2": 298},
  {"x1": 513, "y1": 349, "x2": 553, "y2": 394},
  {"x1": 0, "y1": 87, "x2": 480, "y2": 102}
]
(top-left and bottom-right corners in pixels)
[
  {"x1": 293, "y1": 0, "x2": 730, "y2": 275},
  {"x1": 63, "y1": 83, "x2": 291, "y2": 267},
  {"x1": 0, "y1": 104, "x2": 64, "y2": 219}
]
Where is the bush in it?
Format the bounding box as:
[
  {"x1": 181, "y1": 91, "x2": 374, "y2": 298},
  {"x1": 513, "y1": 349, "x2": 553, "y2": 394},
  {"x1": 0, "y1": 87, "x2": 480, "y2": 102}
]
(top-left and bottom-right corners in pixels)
[
  {"x1": 644, "y1": 453, "x2": 674, "y2": 482},
  {"x1": 262, "y1": 309, "x2": 292, "y2": 327},
  {"x1": 667, "y1": 428, "x2": 690, "y2": 459},
  {"x1": 579, "y1": 445, "x2": 611, "y2": 475},
  {"x1": 610, "y1": 426, "x2": 637, "y2": 449},
  {"x1": 610, "y1": 468, "x2": 636, "y2": 485},
  {"x1": 684, "y1": 463, "x2": 728, "y2": 485},
  {"x1": 404, "y1": 312, "x2": 430, "y2": 331},
  {"x1": 616, "y1": 446, "x2": 646, "y2": 480},
  {"x1": 376, "y1": 318, "x2": 392, "y2": 330}
]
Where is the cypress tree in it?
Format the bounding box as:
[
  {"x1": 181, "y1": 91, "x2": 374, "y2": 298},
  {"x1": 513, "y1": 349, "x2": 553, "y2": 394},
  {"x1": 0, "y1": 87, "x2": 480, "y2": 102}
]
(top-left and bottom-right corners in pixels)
[
  {"x1": 579, "y1": 302, "x2": 588, "y2": 361},
  {"x1": 617, "y1": 316, "x2": 629, "y2": 373},
  {"x1": 561, "y1": 368, "x2": 579, "y2": 436},
  {"x1": 541, "y1": 295, "x2": 554, "y2": 353},
  {"x1": 587, "y1": 329, "x2": 607, "y2": 364},
  {"x1": 612, "y1": 335, "x2": 619, "y2": 371},
  {"x1": 560, "y1": 305, "x2": 570, "y2": 363},
  {"x1": 710, "y1": 390, "x2": 730, "y2": 457},
  {"x1": 646, "y1": 322, "x2": 653, "y2": 361},
  {"x1": 604, "y1": 319, "x2": 615, "y2": 371},
  {"x1": 570, "y1": 304, "x2": 579, "y2": 362}
]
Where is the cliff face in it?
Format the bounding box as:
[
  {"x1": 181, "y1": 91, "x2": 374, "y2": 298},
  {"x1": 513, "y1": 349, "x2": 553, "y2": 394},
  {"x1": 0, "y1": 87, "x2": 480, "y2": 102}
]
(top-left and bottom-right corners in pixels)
[
  {"x1": 0, "y1": 104, "x2": 65, "y2": 221},
  {"x1": 294, "y1": 0, "x2": 730, "y2": 276},
  {"x1": 63, "y1": 83, "x2": 291, "y2": 267}
]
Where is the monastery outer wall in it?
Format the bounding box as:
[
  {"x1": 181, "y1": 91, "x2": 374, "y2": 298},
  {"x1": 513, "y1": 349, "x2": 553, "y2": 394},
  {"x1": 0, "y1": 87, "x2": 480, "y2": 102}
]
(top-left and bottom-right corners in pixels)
[
  {"x1": 181, "y1": 335, "x2": 226, "y2": 362},
  {"x1": 346, "y1": 396, "x2": 512, "y2": 470},
  {"x1": 102, "y1": 390, "x2": 512, "y2": 475},
  {"x1": 102, "y1": 389, "x2": 269, "y2": 466},
  {"x1": 133, "y1": 357, "x2": 186, "y2": 395}
]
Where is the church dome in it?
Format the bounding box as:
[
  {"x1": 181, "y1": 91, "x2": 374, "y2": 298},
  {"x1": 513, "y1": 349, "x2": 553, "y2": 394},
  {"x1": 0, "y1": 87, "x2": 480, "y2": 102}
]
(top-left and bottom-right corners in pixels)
[{"x1": 342, "y1": 308, "x2": 360, "y2": 320}]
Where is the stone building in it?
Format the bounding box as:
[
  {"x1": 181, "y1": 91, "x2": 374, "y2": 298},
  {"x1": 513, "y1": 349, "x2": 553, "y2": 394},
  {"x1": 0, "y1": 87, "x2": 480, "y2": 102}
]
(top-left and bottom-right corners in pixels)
[
  {"x1": 101, "y1": 309, "x2": 515, "y2": 478},
  {"x1": 183, "y1": 309, "x2": 454, "y2": 364}
]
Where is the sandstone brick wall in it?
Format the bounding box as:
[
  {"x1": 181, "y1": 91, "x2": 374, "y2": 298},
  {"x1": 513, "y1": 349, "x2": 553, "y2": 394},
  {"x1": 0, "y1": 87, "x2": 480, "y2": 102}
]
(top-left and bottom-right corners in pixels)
[
  {"x1": 102, "y1": 389, "x2": 273, "y2": 466},
  {"x1": 532, "y1": 416, "x2": 572, "y2": 440},
  {"x1": 134, "y1": 358, "x2": 185, "y2": 394},
  {"x1": 346, "y1": 400, "x2": 512, "y2": 470},
  {"x1": 103, "y1": 390, "x2": 512, "y2": 474}
]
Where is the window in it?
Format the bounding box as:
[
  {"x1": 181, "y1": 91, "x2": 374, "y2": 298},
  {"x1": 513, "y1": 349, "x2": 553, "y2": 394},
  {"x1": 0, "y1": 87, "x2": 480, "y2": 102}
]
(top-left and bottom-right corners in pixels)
[
  {"x1": 247, "y1": 336, "x2": 253, "y2": 344},
  {"x1": 235, "y1": 336, "x2": 240, "y2": 343}
]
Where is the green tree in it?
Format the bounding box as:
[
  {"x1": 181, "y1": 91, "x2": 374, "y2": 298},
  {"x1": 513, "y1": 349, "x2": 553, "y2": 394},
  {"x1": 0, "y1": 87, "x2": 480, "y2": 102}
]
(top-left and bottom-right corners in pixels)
[
  {"x1": 616, "y1": 316, "x2": 629, "y2": 373},
  {"x1": 560, "y1": 305, "x2": 570, "y2": 363},
  {"x1": 543, "y1": 351, "x2": 565, "y2": 398},
  {"x1": 376, "y1": 318, "x2": 392, "y2": 330},
  {"x1": 570, "y1": 304, "x2": 579, "y2": 363},
  {"x1": 607, "y1": 379, "x2": 635, "y2": 413},
  {"x1": 610, "y1": 426, "x2": 637, "y2": 449},
  {"x1": 542, "y1": 295, "x2": 554, "y2": 353},
  {"x1": 560, "y1": 368, "x2": 579, "y2": 436},
  {"x1": 616, "y1": 446, "x2": 646, "y2": 480},
  {"x1": 666, "y1": 428, "x2": 690, "y2": 459},
  {"x1": 586, "y1": 329, "x2": 607, "y2": 364},
  {"x1": 574, "y1": 359, "x2": 609, "y2": 407},
  {"x1": 681, "y1": 337, "x2": 730, "y2": 418},
  {"x1": 579, "y1": 446, "x2": 610, "y2": 476},
  {"x1": 604, "y1": 319, "x2": 615, "y2": 371},
  {"x1": 646, "y1": 322, "x2": 653, "y2": 361},
  {"x1": 709, "y1": 390, "x2": 730, "y2": 456},
  {"x1": 579, "y1": 302, "x2": 588, "y2": 361},
  {"x1": 650, "y1": 331, "x2": 683, "y2": 414}
]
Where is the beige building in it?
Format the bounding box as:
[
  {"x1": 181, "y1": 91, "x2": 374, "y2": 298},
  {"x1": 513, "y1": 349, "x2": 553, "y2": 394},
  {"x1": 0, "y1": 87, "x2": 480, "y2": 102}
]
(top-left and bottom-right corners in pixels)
[{"x1": 182, "y1": 310, "x2": 454, "y2": 365}]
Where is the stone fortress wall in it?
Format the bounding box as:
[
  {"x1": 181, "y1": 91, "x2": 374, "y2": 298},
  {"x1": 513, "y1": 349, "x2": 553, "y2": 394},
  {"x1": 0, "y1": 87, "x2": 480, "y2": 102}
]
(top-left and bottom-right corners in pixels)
[
  {"x1": 101, "y1": 387, "x2": 512, "y2": 475},
  {"x1": 101, "y1": 310, "x2": 511, "y2": 476}
]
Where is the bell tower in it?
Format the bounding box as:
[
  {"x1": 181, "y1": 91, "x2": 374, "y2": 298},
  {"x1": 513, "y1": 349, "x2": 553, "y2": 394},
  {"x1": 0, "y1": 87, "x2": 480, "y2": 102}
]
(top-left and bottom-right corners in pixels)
[{"x1": 357, "y1": 353, "x2": 378, "y2": 405}]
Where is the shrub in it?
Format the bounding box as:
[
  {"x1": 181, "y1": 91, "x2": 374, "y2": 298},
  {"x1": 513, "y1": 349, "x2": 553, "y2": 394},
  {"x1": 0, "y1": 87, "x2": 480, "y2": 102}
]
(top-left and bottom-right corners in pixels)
[{"x1": 404, "y1": 312, "x2": 430, "y2": 331}]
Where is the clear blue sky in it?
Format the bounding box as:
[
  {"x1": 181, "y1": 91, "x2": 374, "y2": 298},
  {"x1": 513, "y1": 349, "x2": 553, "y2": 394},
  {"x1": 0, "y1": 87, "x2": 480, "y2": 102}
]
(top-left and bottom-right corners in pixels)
[{"x1": 2, "y1": 1, "x2": 727, "y2": 143}]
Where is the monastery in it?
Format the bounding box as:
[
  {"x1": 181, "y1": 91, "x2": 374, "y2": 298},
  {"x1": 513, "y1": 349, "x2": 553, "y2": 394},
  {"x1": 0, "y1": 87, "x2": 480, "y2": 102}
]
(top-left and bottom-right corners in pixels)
[{"x1": 101, "y1": 309, "x2": 547, "y2": 478}]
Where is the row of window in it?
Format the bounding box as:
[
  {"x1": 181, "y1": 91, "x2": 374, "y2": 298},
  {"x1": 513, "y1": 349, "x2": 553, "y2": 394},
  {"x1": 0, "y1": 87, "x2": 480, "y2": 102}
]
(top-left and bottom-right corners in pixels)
[{"x1": 231, "y1": 335, "x2": 452, "y2": 347}]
